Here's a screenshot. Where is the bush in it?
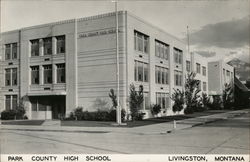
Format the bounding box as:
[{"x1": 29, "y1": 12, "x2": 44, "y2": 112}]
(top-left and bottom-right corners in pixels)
[
  {"x1": 184, "y1": 107, "x2": 194, "y2": 114},
  {"x1": 68, "y1": 108, "x2": 126, "y2": 122},
  {"x1": 151, "y1": 104, "x2": 161, "y2": 116},
  {"x1": 1, "y1": 107, "x2": 26, "y2": 120},
  {"x1": 135, "y1": 112, "x2": 145, "y2": 121}
]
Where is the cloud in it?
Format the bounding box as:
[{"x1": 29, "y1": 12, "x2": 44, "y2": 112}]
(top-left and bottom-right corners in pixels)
[
  {"x1": 188, "y1": 16, "x2": 250, "y2": 48},
  {"x1": 194, "y1": 51, "x2": 216, "y2": 57},
  {"x1": 223, "y1": 50, "x2": 249, "y2": 63}
]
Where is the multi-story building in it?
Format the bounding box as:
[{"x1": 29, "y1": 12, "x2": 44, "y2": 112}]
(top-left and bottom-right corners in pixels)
[
  {"x1": 208, "y1": 60, "x2": 234, "y2": 96},
  {"x1": 0, "y1": 11, "x2": 186, "y2": 119},
  {"x1": 186, "y1": 52, "x2": 208, "y2": 94}
]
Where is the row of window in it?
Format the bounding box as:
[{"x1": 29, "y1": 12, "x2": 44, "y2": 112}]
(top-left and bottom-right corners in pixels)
[
  {"x1": 134, "y1": 60, "x2": 149, "y2": 82},
  {"x1": 134, "y1": 30, "x2": 183, "y2": 64},
  {"x1": 30, "y1": 63, "x2": 65, "y2": 85},
  {"x1": 155, "y1": 66, "x2": 169, "y2": 85},
  {"x1": 31, "y1": 35, "x2": 65, "y2": 56},
  {"x1": 135, "y1": 60, "x2": 182, "y2": 86},
  {"x1": 155, "y1": 40, "x2": 169, "y2": 60},
  {"x1": 5, "y1": 43, "x2": 18, "y2": 60},
  {"x1": 5, "y1": 68, "x2": 18, "y2": 86},
  {"x1": 156, "y1": 92, "x2": 170, "y2": 109},
  {"x1": 5, "y1": 95, "x2": 18, "y2": 110},
  {"x1": 195, "y1": 63, "x2": 206, "y2": 76}
]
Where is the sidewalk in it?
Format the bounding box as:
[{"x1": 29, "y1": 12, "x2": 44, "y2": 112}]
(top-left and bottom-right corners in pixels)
[{"x1": 1, "y1": 109, "x2": 249, "y2": 135}]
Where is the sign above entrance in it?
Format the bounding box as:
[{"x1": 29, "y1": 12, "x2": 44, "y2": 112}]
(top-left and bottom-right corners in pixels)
[{"x1": 78, "y1": 27, "x2": 124, "y2": 39}]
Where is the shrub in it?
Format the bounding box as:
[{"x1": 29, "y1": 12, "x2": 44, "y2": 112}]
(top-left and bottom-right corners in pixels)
[
  {"x1": 208, "y1": 96, "x2": 223, "y2": 110},
  {"x1": 184, "y1": 107, "x2": 194, "y2": 114},
  {"x1": 135, "y1": 112, "x2": 145, "y2": 121},
  {"x1": 74, "y1": 107, "x2": 84, "y2": 120},
  {"x1": 171, "y1": 89, "x2": 185, "y2": 113},
  {"x1": 151, "y1": 104, "x2": 161, "y2": 116},
  {"x1": 1, "y1": 110, "x2": 16, "y2": 120},
  {"x1": 129, "y1": 84, "x2": 144, "y2": 121}
]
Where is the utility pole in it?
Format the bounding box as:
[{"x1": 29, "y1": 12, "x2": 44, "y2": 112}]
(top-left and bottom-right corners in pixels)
[{"x1": 113, "y1": 0, "x2": 121, "y2": 125}]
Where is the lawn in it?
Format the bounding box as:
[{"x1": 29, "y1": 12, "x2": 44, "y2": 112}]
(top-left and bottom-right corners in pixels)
[{"x1": 1, "y1": 120, "x2": 45, "y2": 125}]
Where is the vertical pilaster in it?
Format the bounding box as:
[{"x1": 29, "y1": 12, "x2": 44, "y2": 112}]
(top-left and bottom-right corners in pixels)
[
  {"x1": 39, "y1": 39, "x2": 44, "y2": 56},
  {"x1": 39, "y1": 65, "x2": 43, "y2": 85},
  {"x1": 52, "y1": 37, "x2": 57, "y2": 55},
  {"x1": 169, "y1": 45, "x2": 174, "y2": 112},
  {"x1": 52, "y1": 64, "x2": 57, "y2": 84}
]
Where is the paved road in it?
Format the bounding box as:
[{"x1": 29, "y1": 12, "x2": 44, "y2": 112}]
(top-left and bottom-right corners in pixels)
[{"x1": 0, "y1": 112, "x2": 249, "y2": 154}]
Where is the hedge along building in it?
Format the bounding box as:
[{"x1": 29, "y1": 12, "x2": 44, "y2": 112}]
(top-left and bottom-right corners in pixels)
[{"x1": 0, "y1": 11, "x2": 186, "y2": 120}]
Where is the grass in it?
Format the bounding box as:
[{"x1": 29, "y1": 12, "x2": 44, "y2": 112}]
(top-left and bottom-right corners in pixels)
[{"x1": 1, "y1": 120, "x2": 45, "y2": 126}]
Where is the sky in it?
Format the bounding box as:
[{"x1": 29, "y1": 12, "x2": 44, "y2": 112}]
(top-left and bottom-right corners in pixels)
[{"x1": 1, "y1": 0, "x2": 249, "y2": 63}]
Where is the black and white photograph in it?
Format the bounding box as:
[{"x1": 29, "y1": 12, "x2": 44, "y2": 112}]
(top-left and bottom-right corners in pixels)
[{"x1": 0, "y1": 0, "x2": 249, "y2": 161}]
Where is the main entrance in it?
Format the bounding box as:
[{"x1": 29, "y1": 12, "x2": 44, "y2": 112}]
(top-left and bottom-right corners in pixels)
[{"x1": 29, "y1": 95, "x2": 66, "y2": 120}]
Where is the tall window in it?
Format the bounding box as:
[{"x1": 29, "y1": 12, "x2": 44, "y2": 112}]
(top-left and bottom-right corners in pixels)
[
  {"x1": 156, "y1": 92, "x2": 170, "y2": 109},
  {"x1": 202, "y1": 66, "x2": 206, "y2": 76},
  {"x1": 5, "y1": 95, "x2": 17, "y2": 110},
  {"x1": 134, "y1": 30, "x2": 149, "y2": 54},
  {"x1": 5, "y1": 44, "x2": 11, "y2": 60},
  {"x1": 44, "y1": 37, "x2": 52, "y2": 55},
  {"x1": 31, "y1": 66, "x2": 39, "y2": 84},
  {"x1": 12, "y1": 95, "x2": 18, "y2": 110},
  {"x1": 57, "y1": 64, "x2": 65, "y2": 83},
  {"x1": 174, "y1": 70, "x2": 182, "y2": 86},
  {"x1": 12, "y1": 43, "x2": 18, "y2": 59},
  {"x1": 134, "y1": 60, "x2": 149, "y2": 82},
  {"x1": 197, "y1": 80, "x2": 201, "y2": 91},
  {"x1": 56, "y1": 35, "x2": 65, "y2": 54},
  {"x1": 155, "y1": 40, "x2": 169, "y2": 60},
  {"x1": 43, "y1": 65, "x2": 52, "y2": 84},
  {"x1": 31, "y1": 39, "x2": 39, "y2": 56},
  {"x1": 174, "y1": 48, "x2": 182, "y2": 64},
  {"x1": 186, "y1": 61, "x2": 191, "y2": 72},
  {"x1": 155, "y1": 66, "x2": 169, "y2": 84},
  {"x1": 139, "y1": 92, "x2": 150, "y2": 110},
  {"x1": 5, "y1": 69, "x2": 11, "y2": 86},
  {"x1": 196, "y1": 63, "x2": 201, "y2": 74},
  {"x1": 203, "y1": 82, "x2": 207, "y2": 91},
  {"x1": 12, "y1": 68, "x2": 17, "y2": 86},
  {"x1": 5, "y1": 95, "x2": 11, "y2": 110}
]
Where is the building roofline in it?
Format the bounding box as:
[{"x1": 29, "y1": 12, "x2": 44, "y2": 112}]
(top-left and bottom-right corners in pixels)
[{"x1": 1, "y1": 11, "x2": 185, "y2": 44}]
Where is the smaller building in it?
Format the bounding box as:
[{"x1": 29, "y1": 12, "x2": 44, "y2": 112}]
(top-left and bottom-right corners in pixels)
[
  {"x1": 186, "y1": 52, "x2": 208, "y2": 94},
  {"x1": 208, "y1": 60, "x2": 234, "y2": 96}
]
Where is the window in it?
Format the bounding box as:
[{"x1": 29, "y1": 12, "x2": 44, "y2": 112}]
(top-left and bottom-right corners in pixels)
[
  {"x1": 5, "y1": 95, "x2": 17, "y2": 110},
  {"x1": 31, "y1": 66, "x2": 39, "y2": 84},
  {"x1": 44, "y1": 37, "x2": 52, "y2": 55},
  {"x1": 196, "y1": 63, "x2": 201, "y2": 74},
  {"x1": 12, "y1": 95, "x2": 17, "y2": 110},
  {"x1": 5, "y1": 44, "x2": 11, "y2": 60},
  {"x1": 43, "y1": 65, "x2": 52, "y2": 84},
  {"x1": 203, "y1": 82, "x2": 207, "y2": 91},
  {"x1": 174, "y1": 70, "x2": 182, "y2": 86},
  {"x1": 56, "y1": 35, "x2": 65, "y2": 54},
  {"x1": 174, "y1": 48, "x2": 182, "y2": 64},
  {"x1": 134, "y1": 30, "x2": 149, "y2": 54},
  {"x1": 5, "y1": 69, "x2": 11, "y2": 86},
  {"x1": 134, "y1": 60, "x2": 149, "y2": 82},
  {"x1": 156, "y1": 92, "x2": 170, "y2": 109},
  {"x1": 155, "y1": 40, "x2": 169, "y2": 60},
  {"x1": 5, "y1": 95, "x2": 11, "y2": 110},
  {"x1": 31, "y1": 39, "x2": 39, "y2": 56},
  {"x1": 31, "y1": 98, "x2": 50, "y2": 111},
  {"x1": 57, "y1": 64, "x2": 65, "y2": 83},
  {"x1": 202, "y1": 66, "x2": 206, "y2": 76},
  {"x1": 226, "y1": 70, "x2": 230, "y2": 77},
  {"x1": 12, "y1": 68, "x2": 17, "y2": 86},
  {"x1": 186, "y1": 61, "x2": 191, "y2": 72},
  {"x1": 155, "y1": 66, "x2": 169, "y2": 84},
  {"x1": 12, "y1": 43, "x2": 18, "y2": 59},
  {"x1": 140, "y1": 92, "x2": 150, "y2": 110}
]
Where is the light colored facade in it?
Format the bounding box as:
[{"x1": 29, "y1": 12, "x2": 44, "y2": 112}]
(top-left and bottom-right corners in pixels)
[
  {"x1": 186, "y1": 52, "x2": 208, "y2": 94},
  {"x1": 208, "y1": 60, "x2": 234, "y2": 96},
  {"x1": 0, "y1": 11, "x2": 186, "y2": 119}
]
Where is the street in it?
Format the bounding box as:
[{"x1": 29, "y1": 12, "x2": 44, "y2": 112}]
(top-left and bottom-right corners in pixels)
[{"x1": 0, "y1": 111, "x2": 249, "y2": 154}]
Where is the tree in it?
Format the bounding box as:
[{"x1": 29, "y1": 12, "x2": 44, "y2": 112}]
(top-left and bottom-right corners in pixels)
[
  {"x1": 109, "y1": 89, "x2": 117, "y2": 109},
  {"x1": 171, "y1": 89, "x2": 185, "y2": 113},
  {"x1": 129, "y1": 84, "x2": 144, "y2": 121},
  {"x1": 184, "y1": 72, "x2": 202, "y2": 113},
  {"x1": 222, "y1": 82, "x2": 234, "y2": 109}
]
